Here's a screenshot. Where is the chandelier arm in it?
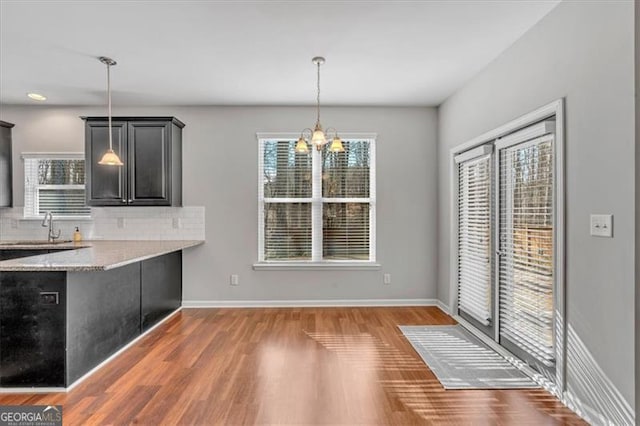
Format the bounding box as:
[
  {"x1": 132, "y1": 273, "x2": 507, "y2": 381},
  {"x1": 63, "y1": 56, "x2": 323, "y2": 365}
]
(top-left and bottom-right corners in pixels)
[
  {"x1": 325, "y1": 127, "x2": 338, "y2": 138},
  {"x1": 301, "y1": 128, "x2": 313, "y2": 139}
]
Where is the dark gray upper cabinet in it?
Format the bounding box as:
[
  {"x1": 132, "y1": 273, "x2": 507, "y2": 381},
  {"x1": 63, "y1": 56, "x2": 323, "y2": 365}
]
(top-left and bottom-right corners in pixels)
[
  {"x1": 83, "y1": 117, "x2": 184, "y2": 206},
  {"x1": 85, "y1": 120, "x2": 127, "y2": 205},
  {"x1": 0, "y1": 121, "x2": 14, "y2": 208}
]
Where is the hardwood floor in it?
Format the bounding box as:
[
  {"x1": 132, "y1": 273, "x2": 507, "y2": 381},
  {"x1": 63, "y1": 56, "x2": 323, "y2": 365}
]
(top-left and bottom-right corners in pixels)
[{"x1": 0, "y1": 307, "x2": 586, "y2": 425}]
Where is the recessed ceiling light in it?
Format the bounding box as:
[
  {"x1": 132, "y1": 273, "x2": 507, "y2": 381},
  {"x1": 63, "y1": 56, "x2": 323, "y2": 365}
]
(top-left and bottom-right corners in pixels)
[{"x1": 27, "y1": 92, "x2": 47, "y2": 101}]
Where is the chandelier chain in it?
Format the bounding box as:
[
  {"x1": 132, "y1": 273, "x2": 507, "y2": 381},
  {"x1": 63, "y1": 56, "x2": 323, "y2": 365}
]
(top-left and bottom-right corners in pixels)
[{"x1": 316, "y1": 60, "x2": 321, "y2": 125}]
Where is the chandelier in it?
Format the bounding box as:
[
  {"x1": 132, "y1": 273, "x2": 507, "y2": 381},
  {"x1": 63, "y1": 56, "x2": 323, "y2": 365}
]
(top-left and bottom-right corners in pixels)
[{"x1": 295, "y1": 57, "x2": 344, "y2": 153}]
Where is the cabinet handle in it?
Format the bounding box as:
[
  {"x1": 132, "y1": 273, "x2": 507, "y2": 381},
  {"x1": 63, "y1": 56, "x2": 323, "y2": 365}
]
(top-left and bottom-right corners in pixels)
[
  {"x1": 128, "y1": 199, "x2": 133, "y2": 203},
  {"x1": 121, "y1": 199, "x2": 126, "y2": 203}
]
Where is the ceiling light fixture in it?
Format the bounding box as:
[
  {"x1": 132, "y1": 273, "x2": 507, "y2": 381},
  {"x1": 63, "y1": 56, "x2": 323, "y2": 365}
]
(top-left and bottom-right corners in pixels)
[
  {"x1": 27, "y1": 92, "x2": 47, "y2": 101},
  {"x1": 295, "y1": 57, "x2": 344, "y2": 153},
  {"x1": 97, "y1": 56, "x2": 123, "y2": 166}
]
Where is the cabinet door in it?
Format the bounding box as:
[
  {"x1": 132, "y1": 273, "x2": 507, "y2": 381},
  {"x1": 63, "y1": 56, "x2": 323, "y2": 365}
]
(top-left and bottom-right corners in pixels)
[
  {"x1": 85, "y1": 121, "x2": 127, "y2": 206},
  {"x1": 0, "y1": 124, "x2": 12, "y2": 208},
  {"x1": 0, "y1": 272, "x2": 66, "y2": 387},
  {"x1": 127, "y1": 121, "x2": 171, "y2": 206}
]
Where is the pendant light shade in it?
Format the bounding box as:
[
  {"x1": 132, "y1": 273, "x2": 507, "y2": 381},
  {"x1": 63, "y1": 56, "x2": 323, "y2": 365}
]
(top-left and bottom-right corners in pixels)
[
  {"x1": 295, "y1": 57, "x2": 343, "y2": 153},
  {"x1": 98, "y1": 148, "x2": 124, "y2": 166},
  {"x1": 97, "y1": 56, "x2": 123, "y2": 166}
]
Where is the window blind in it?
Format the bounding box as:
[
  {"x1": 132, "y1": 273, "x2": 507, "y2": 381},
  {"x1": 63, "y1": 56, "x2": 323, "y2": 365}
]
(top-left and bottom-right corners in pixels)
[
  {"x1": 498, "y1": 135, "x2": 555, "y2": 367},
  {"x1": 456, "y1": 151, "x2": 493, "y2": 326},
  {"x1": 258, "y1": 137, "x2": 375, "y2": 263},
  {"x1": 264, "y1": 202, "x2": 312, "y2": 260},
  {"x1": 24, "y1": 156, "x2": 90, "y2": 218},
  {"x1": 262, "y1": 140, "x2": 312, "y2": 260},
  {"x1": 263, "y1": 140, "x2": 312, "y2": 199},
  {"x1": 322, "y1": 140, "x2": 372, "y2": 261},
  {"x1": 322, "y1": 140, "x2": 370, "y2": 198},
  {"x1": 322, "y1": 202, "x2": 369, "y2": 260}
]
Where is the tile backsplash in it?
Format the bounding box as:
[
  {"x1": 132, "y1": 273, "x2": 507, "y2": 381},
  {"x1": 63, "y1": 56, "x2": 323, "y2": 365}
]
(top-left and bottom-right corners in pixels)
[{"x1": 0, "y1": 206, "x2": 205, "y2": 241}]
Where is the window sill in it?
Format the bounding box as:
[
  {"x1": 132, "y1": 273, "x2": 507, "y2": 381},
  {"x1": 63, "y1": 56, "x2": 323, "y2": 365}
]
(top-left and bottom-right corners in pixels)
[
  {"x1": 21, "y1": 216, "x2": 93, "y2": 222},
  {"x1": 253, "y1": 262, "x2": 381, "y2": 271}
]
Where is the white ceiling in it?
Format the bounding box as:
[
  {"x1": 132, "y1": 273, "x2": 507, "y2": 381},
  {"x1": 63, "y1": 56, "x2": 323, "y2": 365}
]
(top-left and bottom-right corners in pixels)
[{"x1": 0, "y1": 1, "x2": 559, "y2": 107}]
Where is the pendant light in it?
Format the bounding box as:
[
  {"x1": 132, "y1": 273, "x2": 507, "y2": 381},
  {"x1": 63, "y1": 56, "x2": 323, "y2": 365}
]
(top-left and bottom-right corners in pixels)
[
  {"x1": 97, "y1": 56, "x2": 124, "y2": 166},
  {"x1": 296, "y1": 57, "x2": 344, "y2": 153}
]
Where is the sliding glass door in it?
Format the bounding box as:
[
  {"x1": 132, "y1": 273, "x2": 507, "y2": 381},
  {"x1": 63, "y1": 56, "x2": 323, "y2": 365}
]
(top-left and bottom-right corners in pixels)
[
  {"x1": 456, "y1": 145, "x2": 494, "y2": 337},
  {"x1": 496, "y1": 129, "x2": 556, "y2": 378},
  {"x1": 454, "y1": 119, "x2": 558, "y2": 382}
]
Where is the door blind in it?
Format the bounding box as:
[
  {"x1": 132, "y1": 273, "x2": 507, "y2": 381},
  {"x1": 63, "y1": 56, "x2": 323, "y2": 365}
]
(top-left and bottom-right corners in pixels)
[
  {"x1": 498, "y1": 135, "x2": 555, "y2": 367},
  {"x1": 457, "y1": 152, "x2": 492, "y2": 326}
]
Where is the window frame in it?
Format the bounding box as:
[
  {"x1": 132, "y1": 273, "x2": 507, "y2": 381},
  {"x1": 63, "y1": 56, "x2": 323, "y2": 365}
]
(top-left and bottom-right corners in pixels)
[
  {"x1": 255, "y1": 133, "x2": 378, "y2": 269},
  {"x1": 22, "y1": 152, "x2": 92, "y2": 220}
]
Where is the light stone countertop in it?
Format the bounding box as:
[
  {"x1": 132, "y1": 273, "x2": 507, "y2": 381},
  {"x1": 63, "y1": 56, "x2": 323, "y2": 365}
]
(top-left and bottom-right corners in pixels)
[{"x1": 0, "y1": 240, "x2": 204, "y2": 271}]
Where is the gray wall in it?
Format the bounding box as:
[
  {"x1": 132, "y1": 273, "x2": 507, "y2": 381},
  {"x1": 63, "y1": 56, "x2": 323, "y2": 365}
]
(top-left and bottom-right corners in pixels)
[
  {"x1": 437, "y1": 0, "x2": 635, "y2": 421},
  {"x1": 0, "y1": 105, "x2": 439, "y2": 302}
]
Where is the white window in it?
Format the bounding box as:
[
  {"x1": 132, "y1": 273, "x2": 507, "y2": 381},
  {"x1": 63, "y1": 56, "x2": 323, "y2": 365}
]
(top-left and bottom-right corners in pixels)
[
  {"x1": 257, "y1": 135, "x2": 376, "y2": 264},
  {"x1": 23, "y1": 153, "x2": 90, "y2": 218}
]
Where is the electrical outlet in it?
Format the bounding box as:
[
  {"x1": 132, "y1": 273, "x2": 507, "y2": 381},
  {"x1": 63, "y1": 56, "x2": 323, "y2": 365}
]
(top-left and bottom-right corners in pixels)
[
  {"x1": 230, "y1": 274, "x2": 239, "y2": 286},
  {"x1": 172, "y1": 218, "x2": 182, "y2": 229},
  {"x1": 383, "y1": 273, "x2": 391, "y2": 285},
  {"x1": 590, "y1": 214, "x2": 613, "y2": 238},
  {"x1": 117, "y1": 217, "x2": 125, "y2": 229}
]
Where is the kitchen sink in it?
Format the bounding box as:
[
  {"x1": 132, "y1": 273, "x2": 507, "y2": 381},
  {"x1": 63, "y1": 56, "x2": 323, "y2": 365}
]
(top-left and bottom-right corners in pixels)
[{"x1": 1, "y1": 240, "x2": 73, "y2": 246}]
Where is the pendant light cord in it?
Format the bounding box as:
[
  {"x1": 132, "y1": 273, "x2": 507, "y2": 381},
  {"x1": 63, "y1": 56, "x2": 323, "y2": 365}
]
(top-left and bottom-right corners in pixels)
[{"x1": 107, "y1": 62, "x2": 113, "y2": 151}]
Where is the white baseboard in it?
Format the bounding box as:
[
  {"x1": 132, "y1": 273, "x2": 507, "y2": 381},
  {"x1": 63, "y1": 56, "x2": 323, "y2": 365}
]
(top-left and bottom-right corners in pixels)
[
  {"x1": 563, "y1": 390, "x2": 609, "y2": 426},
  {"x1": 0, "y1": 386, "x2": 66, "y2": 394},
  {"x1": 435, "y1": 299, "x2": 451, "y2": 314},
  {"x1": 0, "y1": 308, "x2": 182, "y2": 394},
  {"x1": 182, "y1": 298, "x2": 443, "y2": 308}
]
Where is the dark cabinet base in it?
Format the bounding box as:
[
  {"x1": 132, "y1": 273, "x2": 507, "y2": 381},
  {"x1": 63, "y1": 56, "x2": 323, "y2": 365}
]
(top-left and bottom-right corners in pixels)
[
  {"x1": 66, "y1": 263, "x2": 141, "y2": 385},
  {"x1": 0, "y1": 272, "x2": 66, "y2": 387},
  {"x1": 141, "y1": 251, "x2": 182, "y2": 331},
  {"x1": 0, "y1": 251, "x2": 182, "y2": 388}
]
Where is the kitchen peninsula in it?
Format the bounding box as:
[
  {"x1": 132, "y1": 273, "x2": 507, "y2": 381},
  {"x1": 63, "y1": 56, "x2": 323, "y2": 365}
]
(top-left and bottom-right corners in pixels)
[{"x1": 0, "y1": 240, "x2": 203, "y2": 390}]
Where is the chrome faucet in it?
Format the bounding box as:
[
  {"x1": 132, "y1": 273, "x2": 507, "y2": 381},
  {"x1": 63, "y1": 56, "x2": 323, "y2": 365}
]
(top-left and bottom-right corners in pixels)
[{"x1": 41, "y1": 211, "x2": 61, "y2": 243}]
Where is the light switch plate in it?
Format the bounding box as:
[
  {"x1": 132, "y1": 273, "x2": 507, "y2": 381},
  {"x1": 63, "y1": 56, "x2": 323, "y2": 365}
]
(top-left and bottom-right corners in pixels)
[{"x1": 590, "y1": 214, "x2": 613, "y2": 237}]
